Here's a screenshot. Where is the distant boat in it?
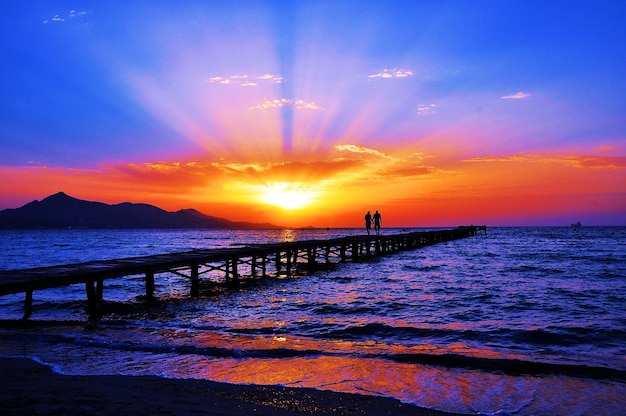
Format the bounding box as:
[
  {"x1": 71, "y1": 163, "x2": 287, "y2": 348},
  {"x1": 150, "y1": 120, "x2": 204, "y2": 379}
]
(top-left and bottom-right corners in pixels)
[{"x1": 571, "y1": 221, "x2": 582, "y2": 229}]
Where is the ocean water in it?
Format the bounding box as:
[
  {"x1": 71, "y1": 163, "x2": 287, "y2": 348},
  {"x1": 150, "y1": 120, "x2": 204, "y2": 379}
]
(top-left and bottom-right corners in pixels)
[{"x1": 0, "y1": 227, "x2": 624, "y2": 415}]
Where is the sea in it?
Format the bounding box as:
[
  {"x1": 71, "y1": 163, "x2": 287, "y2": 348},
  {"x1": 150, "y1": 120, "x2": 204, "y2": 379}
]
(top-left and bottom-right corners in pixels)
[{"x1": 0, "y1": 227, "x2": 624, "y2": 415}]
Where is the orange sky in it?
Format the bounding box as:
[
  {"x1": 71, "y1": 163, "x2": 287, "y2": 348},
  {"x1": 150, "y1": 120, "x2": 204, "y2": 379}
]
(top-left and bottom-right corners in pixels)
[{"x1": 2, "y1": 145, "x2": 624, "y2": 227}]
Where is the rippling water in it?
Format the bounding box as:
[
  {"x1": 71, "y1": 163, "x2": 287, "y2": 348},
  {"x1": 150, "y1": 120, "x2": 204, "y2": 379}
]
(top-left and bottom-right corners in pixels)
[{"x1": 0, "y1": 227, "x2": 625, "y2": 415}]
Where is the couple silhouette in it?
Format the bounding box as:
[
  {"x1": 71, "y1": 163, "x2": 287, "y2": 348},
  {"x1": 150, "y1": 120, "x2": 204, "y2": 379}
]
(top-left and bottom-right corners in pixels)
[{"x1": 364, "y1": 210, "x2": 382, "y2": 235}]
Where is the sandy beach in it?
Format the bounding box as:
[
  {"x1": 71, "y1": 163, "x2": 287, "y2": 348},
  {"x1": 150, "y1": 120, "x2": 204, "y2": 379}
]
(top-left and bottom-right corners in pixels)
[{"x1": 0, "y1": 357, "x2": 461, "y2": 415}]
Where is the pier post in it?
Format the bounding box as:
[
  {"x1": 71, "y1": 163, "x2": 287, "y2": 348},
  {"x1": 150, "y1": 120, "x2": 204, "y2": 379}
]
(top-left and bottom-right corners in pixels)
[
  {"x1": 145, "y1": 271, "x2": 155, "y2": 299},
  {"x1": 275, "y1": 252, "x2": 282, "y2": 273},
  {"x1": 251, "y1": 257, "x2": 257, "y2": 277},
  {"x1": 23, "y1": 290, "x2": 33, "y2": 319},
  {"x1": 308, "y1": 247, "x2": 316, "y2": 268},
  {"x1": 340, "y1": 244, "x2": 346, "y2": 262},
  {"x1": 262, "y1": 255, "x2": 267, "y2": 276},
  {"x1": 286, "y1": 250, "x2": 292, "y2": 276},
  {"x1": 352, "y1": 242, "x2": 359, "y2": 261},
  {"x1": 190, "y1": 264, "x2": 199, "y2": 297},
  {"x1": 96, "y1": 279, "x2": 104, "y2": 301},
  {"x1": 85, "y1": 280, "x2": 98, "y2": 321},
  {"x1": 232, "y1": 259, "x2": 239, "y2": 280}
]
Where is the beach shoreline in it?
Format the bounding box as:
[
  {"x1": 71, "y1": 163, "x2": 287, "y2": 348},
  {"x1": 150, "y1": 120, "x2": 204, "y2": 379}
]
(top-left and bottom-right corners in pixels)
[{"x1": 0, "y1": 357, "x2": 462, "y2": 415}]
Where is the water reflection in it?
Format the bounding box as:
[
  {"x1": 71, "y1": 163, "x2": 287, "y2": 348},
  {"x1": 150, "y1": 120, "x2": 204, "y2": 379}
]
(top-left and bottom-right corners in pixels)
[
  {"x1": 279, "y1": 229, "x2": 297, "y2": 242},
  {"x1": 172, "y1": 354, "x2": 624, "y2": 416}
]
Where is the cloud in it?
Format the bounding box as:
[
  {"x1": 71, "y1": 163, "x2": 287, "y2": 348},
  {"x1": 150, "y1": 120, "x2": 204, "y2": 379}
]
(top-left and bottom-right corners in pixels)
[
  {"x1": 464, "y1": 154, "x2": 541, "y2": 163},
  {"x1": 115, "y1": 159, "x2": 363, "y2": 186},
  {"x1": 595, "y1": 145, "x2": 616, "y2": 152},
  {"x1": 249, "y1": 98, "x2": 323, "y2": 111},
  {"x1": 112, "y1": 161, "x2": 221, "y2": 190},
  {"x1": 43, "y1": 9, "x2": 88, "y2": 24},
  {"x1": 44, "y1": 15, "x2": 65, "y2": 23},
  {"x1": 417, "y1": 103, "x2": 437, "y2": 115},
  {"x1": 258, "y1": 73, "x2": 283, "y2": 82},
  {"x1": 249, "y1": 99, "x2": 289, "y2": 110},
  {"x1": 464, "y1": 153, "x2": 626, "y2": 169},
  {"x1": 368, "y1": 68, "x2": 413, "y2": 80},
  {"x1": 293, "y1": 99, "x2": 323, "y2": 110},
  {"x1": 501, "y1": 91, "x2": 530, "y2": 99},
  {"x1": 383, "y1": 166, "x2": 435, "y2": 178},
  {"x1": 334, "y1": 144, "x2": 393, "y2": 159},
  {"x1": 69, "y1": 10, "x2": 87, "y2": 18},
  {"x1": 208, "y1": 73, "x2": 283, "y2": 86},
  {"x1": 217, "y1": 160, "x2": 365, "y2": 183},
  {"x1": 264, "y1": 160, "x2": 363, "y2": 180},
  {"x1": 565, "y1": 156, "x2": 626, "y2": 169}
]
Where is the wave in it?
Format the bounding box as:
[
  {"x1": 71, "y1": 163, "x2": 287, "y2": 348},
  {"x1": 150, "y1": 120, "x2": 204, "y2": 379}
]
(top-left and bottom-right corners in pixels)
[
  {"x1": 320, "y1": 322, "x2": 624, "y2": 344},
  {"x1": 7, "y1": 328, "x2": 624, "y2": 382},
  {"x1": 385, "y1": 352, "x2": 626, "y2": 381},
  {"x1": 402, "y1": 264, "x2": 445, "y2": 271},
  {"x1": 311, "y1": 304, "x2": 379, "y2": 315},
  {"x1": 322, "y1": 322, "x2": 457, "y2": 340}
]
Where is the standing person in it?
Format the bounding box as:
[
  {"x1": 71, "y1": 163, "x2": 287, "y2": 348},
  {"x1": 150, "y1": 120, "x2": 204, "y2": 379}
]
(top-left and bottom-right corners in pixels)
[
  {"x1": 373, "y1": 210, "x2": 382, "y2": 235},
  {"x1": 364, "y1": 211, "x2": 372, "y2": 235}
]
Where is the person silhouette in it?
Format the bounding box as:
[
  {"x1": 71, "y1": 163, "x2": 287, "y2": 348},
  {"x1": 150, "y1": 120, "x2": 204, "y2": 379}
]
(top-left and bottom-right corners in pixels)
[
  {"x1": 364, "y1": 211, "x2": 372, "y2": 235},
  {"x1": 373, "y1": 210, "x2": 382, "y2": 235}
]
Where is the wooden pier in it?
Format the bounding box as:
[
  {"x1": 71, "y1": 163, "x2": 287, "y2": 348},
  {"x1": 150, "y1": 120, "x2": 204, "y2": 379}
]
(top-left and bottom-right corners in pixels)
[{"x1": 0, "y1": 226, "x2": 486, "y2": 320}]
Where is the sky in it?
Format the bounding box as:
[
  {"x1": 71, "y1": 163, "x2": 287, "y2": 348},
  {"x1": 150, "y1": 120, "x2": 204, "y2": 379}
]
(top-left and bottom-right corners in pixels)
[{"x1": 1, "y1": 1, "x2": 625, "y2": 227}]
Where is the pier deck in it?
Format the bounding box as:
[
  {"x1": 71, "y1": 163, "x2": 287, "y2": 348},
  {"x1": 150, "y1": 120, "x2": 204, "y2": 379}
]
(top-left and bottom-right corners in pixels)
[{"x1": 0, "y1": 226, "x2": 486, "y2": 320}]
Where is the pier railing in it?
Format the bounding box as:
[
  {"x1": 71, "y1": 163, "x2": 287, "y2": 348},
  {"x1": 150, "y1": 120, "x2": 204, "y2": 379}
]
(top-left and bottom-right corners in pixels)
[{"x1": 0, "y1": 226, "x2": 486, "y2": 320}]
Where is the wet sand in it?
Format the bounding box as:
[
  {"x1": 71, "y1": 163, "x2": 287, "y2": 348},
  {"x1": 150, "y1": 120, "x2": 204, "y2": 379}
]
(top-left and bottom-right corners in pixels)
[{"x1": 0, "y1": 357, "x2": 462, "y2": 415}]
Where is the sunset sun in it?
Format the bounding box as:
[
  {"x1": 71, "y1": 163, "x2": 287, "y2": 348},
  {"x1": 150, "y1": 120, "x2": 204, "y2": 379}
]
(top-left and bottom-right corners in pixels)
[{"x1": 259, "y1": 182, "x2": 318, "y2": 210}]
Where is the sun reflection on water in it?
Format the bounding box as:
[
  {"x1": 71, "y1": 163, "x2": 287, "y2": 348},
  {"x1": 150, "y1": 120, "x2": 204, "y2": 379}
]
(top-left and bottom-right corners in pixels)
[{"x1": 165, "y1": 354, "x2": 624, "y2": 416}]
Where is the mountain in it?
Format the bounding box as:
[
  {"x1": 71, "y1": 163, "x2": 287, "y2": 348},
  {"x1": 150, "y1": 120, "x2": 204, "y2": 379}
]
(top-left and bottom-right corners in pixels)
[{"x1": 0, "y1": 192, "x2": 282, "y2": 229}]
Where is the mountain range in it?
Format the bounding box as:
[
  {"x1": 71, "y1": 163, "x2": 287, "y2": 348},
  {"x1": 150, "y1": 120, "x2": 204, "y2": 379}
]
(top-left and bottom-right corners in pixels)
[{"x1": 0, "y1": 192, "x2": 282, "y2": 229}]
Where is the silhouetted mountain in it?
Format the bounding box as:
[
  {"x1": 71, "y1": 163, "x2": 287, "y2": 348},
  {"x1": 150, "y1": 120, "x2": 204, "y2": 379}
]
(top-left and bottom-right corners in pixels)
[{"x1": 0, "y1": 192, "x2": 282, "y2": 229}]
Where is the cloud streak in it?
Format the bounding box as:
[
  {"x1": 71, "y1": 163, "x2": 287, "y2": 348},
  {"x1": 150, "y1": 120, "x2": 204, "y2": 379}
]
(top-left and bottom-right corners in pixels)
[
  {"x1": 43, "y1": 10, "x2": 88, "y2": 24},
  {"x1": 465, "y1": 153, "x2": 626, "y2": 169},
  {"x1": 417, "y1": 104, "x2": 437, "y2": 115},
  {"x1": 334, "y1": 144, "x2": 393, "y2": 160},
  {"x1": 113, "y1": 159, "x2": 365, "y2": 189},
  {"x1": 501, "y1": 91, "x2": 530, "y2": 99},
  {"x1": 249, "y1": 99, "x2": 323, "y2": 111},
  {"x1": 208, "y1": 74, "x2": 283, "y2": 86},
  {"x1": 565, "y1": 156, "x2": 626, "y2": 169},
  {"x1": 368, "y1": 69, "x2": 413, "y2": 79}
]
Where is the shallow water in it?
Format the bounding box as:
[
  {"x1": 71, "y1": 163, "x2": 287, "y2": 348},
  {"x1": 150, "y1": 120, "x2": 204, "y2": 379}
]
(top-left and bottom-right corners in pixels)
[{"x1": 1, "y1": 227, "x2": 625, "y2": 415}]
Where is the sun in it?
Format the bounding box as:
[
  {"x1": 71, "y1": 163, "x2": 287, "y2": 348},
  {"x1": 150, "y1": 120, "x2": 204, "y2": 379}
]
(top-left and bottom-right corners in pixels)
[{"x1": 259, "y1": 182, "x2": 318, "y2": 210}]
